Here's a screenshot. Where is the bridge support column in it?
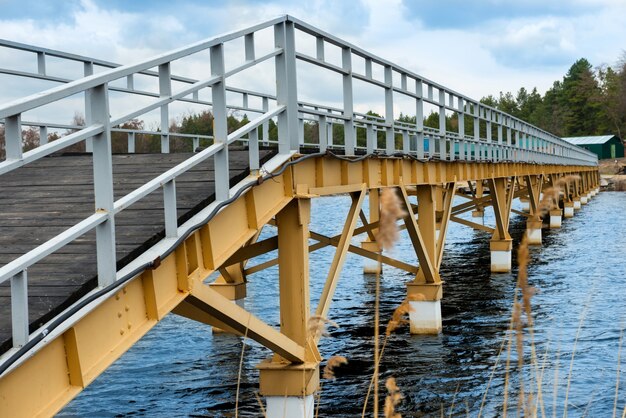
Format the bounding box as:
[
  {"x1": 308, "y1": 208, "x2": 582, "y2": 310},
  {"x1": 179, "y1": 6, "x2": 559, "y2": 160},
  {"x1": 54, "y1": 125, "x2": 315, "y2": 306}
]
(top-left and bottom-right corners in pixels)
[
  {"x1": 488, "y1": 177, "x2": 515, "y2": 272},
  {"x1": 549, "y1": 209, "x2": 562, "y2": 228},
  {"x1": 524, "y1": 175, "x2": 543, "y2": 245},
  {"x1": 258, "y1": 362, "x2": 319, "y2": 418},
  {"x1": 564, "y1": 201, "x2": 575, "y2": 218},
  {"x1": 573, "y1": 197, "x2": 581, "y2": 211},
  {"x1": 400, "y1": 182, "x2": 455, "y2": 335},
  {"x1": 257, "y1": 196, "x2": 320, "y2": 417},
  {"x1": 406, "y1": 283, "x2": 442, "y2": 334},
  {"x1": 490, "y1": 239, "x2": 513, "y2": 272},
  {"x1": 362, "y1": 188, "x2": 380, "y2": 274},
  {"x1": 471, "y1": 180, "x2": 485, "y2": 218},
  {"x1": 581, "y1": 194, "x2": 588, "y2": 205},
  {"x1": 526, "y1": 219, "x2": 542, "y2": 245}
]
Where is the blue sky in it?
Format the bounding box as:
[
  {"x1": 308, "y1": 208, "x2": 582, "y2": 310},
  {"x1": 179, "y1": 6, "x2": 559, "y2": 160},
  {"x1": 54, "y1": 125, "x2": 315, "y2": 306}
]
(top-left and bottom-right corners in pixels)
[{"x1": 0, "y1": 0, "x2": 624, "y2": 113}]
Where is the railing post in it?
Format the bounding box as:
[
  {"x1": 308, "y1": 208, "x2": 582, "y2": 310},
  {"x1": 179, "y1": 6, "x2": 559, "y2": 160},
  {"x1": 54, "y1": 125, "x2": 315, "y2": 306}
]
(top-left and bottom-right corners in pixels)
[
  {"x1": 318, "y1": 114, "x2": 328, "y2": 152},
  {"x1": 211, "y1": 43, "x2": 230, "y2": 201},
  {"x1": 84, "y1": 62, "x2": 94, "y2": 153},
  {"x1": 402, "y1": 130, "x2": 410, "y2": 153},
  {"x1": 415, "y1": 79, "x2": 424, "y2": 158},
  {"x1": 11, "y1": 270, "x2": 28, "y2": 347},
  {"x1": 39, "y1": 125, "x2": 48, "y2": 146},
  {"x1": 159, "y1": 63, "x2": 172, "y2": 153},
  {"x1": 342, "y1": 47, "x2": 355, "y2": 155},
  {"x1": 298, "y1": 111, "x2": 304, "y2": 145},
  {"x1": 473, "y1": 103, "x2": 480, "y2": 160},
  {"x1": 274, "y1": 20, "x2": 299, "y2": 153},
  {"x1": 438, "y1": 89, "x2": 446, "y2": 160},
  {"x1": 37, "y1": 52, "x2": 46, "y2": 76},
  {"x1": 5, "y1": 114, "x2": 22, "y2": 160},
  {"x1": 89, "y1": 83, "x2": 116, "y2": 287},
  {"x1": 163, "y1": 180, "x2": 177, "y2": 238},
  {"x1": 249, "y1": 127, "x2": 260, "y2": 173},
  {"x1": 457, "y1": 97, "x2": 464, "y2": 160},
  {"x1": 128, "y1": 132, "x2": 135, "y2": 153},
  {"x1": 262, "y1": 97, "x2": 270, "y2": 145},
  {"x1": 384, "y1": 65, "x2": 394, "y2": 154},
  {"x1": 366, "y1": 123, "x2": 374, "y2": 154},
  {"x1": 245, "y1": 32, "x2": 255, "y2": 61}
]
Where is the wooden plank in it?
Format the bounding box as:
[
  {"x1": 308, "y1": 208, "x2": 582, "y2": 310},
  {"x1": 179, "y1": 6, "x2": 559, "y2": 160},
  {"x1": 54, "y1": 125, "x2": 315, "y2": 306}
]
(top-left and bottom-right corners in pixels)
[{"x1": 0, "y1": 150, "x2": 272, "y2": 354}]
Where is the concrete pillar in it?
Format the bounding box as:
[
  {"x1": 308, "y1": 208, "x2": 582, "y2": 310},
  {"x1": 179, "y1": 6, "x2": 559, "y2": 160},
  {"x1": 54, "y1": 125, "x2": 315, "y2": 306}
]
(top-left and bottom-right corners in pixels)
[
  {"x1": 564, "y1": 201, "x2": 574, "y2": 218},
  {"x1": 266, "y1": 396, "x2": 315, "y2": 418},
  {"x1": 581, "y1": 195, "x2": 588, "y2": 205},
  {"x1": 406, "y1": 283, "x2": 442, "y2": 334},
  {"x1": 573, "y1": 197, "x2": 581, "y2": 210},
  {"x1": 361, "y1": 240, "x2": 381, "y2": 274},
  {"x1": 549, "y1": 209, "x2": 562, "y2": 228},
  {"x1": 526, "y1": 219, "x2": 542, "y2": 245},
  {"x1": 490, "y1": 239, "x2": 513, "y2": 272},
  {"x1": 258, "y1": 360, "x2": 319, "y2": 418}
]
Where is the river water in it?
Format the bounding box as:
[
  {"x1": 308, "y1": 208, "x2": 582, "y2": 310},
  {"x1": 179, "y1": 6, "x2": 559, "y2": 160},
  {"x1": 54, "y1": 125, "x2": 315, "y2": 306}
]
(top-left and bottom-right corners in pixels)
[{"x1": 60, "y1": 192, "x2": 626, "y2": 417}]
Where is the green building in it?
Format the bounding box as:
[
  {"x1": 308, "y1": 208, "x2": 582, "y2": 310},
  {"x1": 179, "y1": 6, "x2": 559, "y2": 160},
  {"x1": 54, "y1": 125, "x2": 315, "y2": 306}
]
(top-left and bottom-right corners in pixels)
[{"x1": 562, "y1": 135, "x2": 624, "y2": 160}]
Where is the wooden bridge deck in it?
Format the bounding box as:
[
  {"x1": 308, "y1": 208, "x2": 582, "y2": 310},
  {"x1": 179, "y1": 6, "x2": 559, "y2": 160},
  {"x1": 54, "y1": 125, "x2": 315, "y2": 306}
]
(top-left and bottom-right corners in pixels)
[{"x1": 0, "y1": 150, "x2": 269, "y2": 354}]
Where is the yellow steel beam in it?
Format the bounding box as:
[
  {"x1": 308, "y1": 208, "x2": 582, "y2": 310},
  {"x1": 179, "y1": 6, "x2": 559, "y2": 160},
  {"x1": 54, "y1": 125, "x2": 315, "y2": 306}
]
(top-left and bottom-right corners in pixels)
[
  {"x1": 0, "y1": 153, "x2": 599, "y2": 418},
  {"x1": 316, "y1": 185, "x2": 366, "y2": 319},
  {"x1": 488, "y1": 177, "x2": 515, "y2": 241},
  {"x1": 244, "y1": 219, "x2": 424, "y2": 277},
  {"x1": 399, "y1": 184, "x2": 439, "y2": 284},
  {"x1": 0, "y1": 162, "x2": 297, "y2": 418},
  {"x1": 185, "y1": 284, "x2": 305, "y2": 363},
  {"x1": 359, "y1": 209, "x2": 376, "y2": 241},
  {"x1": 275, "y1": 198, "x2": 312, "y2": 358},
  {"x1": 309, "y1": 231, "x2": 418, "y2": 274},
  {"x1": 436, "y1": 181, "x2": 457, "y2": 270},
  {"x1": 524, "y1": 174, "x2": 543, "y2": 218},
  {"x1": 449, "y1": 215, "x2": 495, "y2": 233},
  {"x1": 221, "y1": 236, "x2": 278, "y2": 266},
  {"x1": 511, "y1": 208, "x2": 532, "y2": 218}
]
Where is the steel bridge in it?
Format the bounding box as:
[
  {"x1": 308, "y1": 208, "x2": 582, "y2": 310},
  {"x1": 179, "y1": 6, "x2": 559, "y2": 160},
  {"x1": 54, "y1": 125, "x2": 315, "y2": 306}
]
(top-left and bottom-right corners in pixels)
[{"x1": 0, "y1": 15, "x2": 598, "y2": 417}]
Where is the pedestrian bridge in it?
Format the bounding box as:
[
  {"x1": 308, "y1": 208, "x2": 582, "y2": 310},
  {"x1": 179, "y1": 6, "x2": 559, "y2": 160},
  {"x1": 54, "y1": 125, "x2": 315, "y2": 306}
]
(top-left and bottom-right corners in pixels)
[{"x1": 0, "y1": 15, "x2": 598, "y2": 417}]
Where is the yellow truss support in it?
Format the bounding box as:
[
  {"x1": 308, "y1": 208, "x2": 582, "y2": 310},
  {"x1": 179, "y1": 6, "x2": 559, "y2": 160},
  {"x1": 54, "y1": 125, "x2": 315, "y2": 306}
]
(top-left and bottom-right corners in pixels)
[
  {"x1": 316, "y1": 185, "x2": 366, "y2": 320},
  {"x1": 399, "y1": 184, "x2": 439, "y2": 284},
  {"x1": 487, "y1": 177, "x2": 515, "y2": 241},
  {"x1": 0, "y1": 154, "x2": 599, "y2": 418}
]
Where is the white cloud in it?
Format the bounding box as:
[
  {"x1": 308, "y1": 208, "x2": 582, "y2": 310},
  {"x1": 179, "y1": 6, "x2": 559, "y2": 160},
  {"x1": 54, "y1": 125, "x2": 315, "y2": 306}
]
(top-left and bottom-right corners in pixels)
[{"x1": 1, "y1": 0, "x2": 625, "y2": 130}]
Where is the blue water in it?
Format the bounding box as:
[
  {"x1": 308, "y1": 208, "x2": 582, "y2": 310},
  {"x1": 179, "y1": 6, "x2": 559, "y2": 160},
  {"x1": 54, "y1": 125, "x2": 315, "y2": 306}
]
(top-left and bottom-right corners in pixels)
[{"x1": 60, "y1": 192, "x2": 626, "y2": 417}]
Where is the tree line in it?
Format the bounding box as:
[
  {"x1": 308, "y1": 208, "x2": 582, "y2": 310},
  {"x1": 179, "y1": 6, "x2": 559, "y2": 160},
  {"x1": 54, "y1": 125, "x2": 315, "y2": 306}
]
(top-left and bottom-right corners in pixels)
[{"x1": 1, "y1": 55, "x2": 624, "y2": 160}]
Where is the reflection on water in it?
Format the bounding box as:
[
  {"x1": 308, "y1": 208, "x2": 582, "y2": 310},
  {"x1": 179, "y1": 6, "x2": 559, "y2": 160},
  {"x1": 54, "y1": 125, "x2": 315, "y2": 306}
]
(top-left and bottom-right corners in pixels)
[{"x1": 61, "y1": 193, "x2": 626, "y2": 417}]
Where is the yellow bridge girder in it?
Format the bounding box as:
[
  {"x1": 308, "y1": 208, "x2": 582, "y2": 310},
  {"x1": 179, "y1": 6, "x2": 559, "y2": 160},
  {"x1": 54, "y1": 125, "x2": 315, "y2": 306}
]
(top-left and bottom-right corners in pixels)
[{"x1": 0, "y1": 154, "x2": 599, "y2": 417}]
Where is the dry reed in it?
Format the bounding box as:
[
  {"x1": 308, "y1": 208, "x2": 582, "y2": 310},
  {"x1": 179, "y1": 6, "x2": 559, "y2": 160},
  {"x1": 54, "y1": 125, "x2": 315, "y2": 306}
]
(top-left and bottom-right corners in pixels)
[
  {"x1": 384, "y1": 377, "x2": 403, "y2": 418},
  {"x1": 307, "y1": 315, "x2": 339, "y2": 340},
  {"x1": 323, "y1": 355, "x2": 348, "y2": 380},
  {"x1": 235, "y1": 315, "x2": 251, "y2": 418},
  {"x1": 371, "y1": 188, "x2": 406, "y2": 416},
  {"x1": 376, "y1": 188, "x2": 407, "y2": 250}
]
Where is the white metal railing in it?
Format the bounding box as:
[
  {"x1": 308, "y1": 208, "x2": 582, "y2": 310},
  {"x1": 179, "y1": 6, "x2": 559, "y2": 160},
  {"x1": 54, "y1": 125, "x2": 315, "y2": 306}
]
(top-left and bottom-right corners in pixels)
[{"x1": 0, "y1": 15, "x2": 598, "y2": 355}]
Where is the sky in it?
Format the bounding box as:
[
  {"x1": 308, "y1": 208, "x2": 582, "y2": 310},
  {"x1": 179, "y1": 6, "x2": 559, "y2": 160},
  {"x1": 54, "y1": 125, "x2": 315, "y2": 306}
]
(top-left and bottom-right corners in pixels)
[{"x1": 0, "y1": 0, "x2": 625, "y2": 124}]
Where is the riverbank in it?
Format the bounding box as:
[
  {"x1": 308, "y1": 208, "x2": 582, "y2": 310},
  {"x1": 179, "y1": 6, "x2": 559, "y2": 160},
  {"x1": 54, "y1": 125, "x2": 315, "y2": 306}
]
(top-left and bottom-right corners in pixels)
[{"x1": 599, "y1": 157, "x2": 626, "y2": 191}]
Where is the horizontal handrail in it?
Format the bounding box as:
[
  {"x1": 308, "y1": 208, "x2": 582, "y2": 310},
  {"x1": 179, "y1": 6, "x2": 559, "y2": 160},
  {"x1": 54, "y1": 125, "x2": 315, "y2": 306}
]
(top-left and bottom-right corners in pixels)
[
  {"x1": 0, "y1": 13, "x2": 599, "y2": 356},
  {"x1": 0, "y1": 212, "x2": 108, "y2": 285}
]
